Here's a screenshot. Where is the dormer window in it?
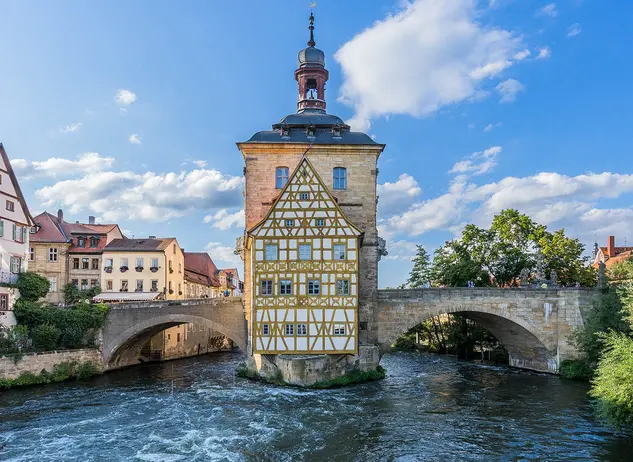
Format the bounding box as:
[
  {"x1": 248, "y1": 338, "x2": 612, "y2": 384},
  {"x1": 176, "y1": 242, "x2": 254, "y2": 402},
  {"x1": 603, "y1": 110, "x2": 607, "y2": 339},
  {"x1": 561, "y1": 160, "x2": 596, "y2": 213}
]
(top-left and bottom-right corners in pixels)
[
  {"x1": 89, "y1": 237, "x2": 99, "y2": 247},
  {"x1": 281, "y1": 124, "x2": 290, "y2": 137},
  {"x1": 77, "y1": 237, "x2": 86, "y2": 247},
  {"x1": 306, "y1": 124, "x2": 316, "y2": 137},
  {"x1": 332, "y1": 124, "x2": 342, "y2": 138}
]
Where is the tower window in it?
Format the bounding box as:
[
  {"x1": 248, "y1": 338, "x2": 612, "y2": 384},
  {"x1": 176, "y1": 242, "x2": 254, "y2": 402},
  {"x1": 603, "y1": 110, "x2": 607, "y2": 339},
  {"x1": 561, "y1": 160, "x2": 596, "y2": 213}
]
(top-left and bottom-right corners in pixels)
[
  {"x1": 276, "y1": 167, "x2": 289, "y2": 189},
  {"x1": 333, "y1": 167, "x2": 347, "y2": 190}
]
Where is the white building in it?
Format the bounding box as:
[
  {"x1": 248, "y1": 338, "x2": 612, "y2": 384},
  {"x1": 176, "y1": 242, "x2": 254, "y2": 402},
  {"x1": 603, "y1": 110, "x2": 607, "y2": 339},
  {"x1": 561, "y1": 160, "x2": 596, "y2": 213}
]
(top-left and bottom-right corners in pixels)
[{"x1": 0, "y1": 144, "x2": 35, "y2": 327}]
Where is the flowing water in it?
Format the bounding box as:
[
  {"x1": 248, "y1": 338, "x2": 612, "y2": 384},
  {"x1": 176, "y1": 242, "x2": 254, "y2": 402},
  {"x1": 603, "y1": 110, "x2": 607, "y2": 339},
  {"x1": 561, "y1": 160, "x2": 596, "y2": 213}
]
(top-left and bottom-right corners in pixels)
[{"x1": 0, "y1": 351, "x2": 631, "y2": 461}]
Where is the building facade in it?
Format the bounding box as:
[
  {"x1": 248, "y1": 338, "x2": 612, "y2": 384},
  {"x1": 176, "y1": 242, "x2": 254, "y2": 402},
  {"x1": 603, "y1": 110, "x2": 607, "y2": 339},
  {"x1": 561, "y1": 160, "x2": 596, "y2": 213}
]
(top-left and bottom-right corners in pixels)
[
  {"x1": 97, "y1": 237, "x2": 185, "y2": 302},
  {"x1": 183, "y1": 252, "x2": 221, "y2": 298},
  {"x1": 237, "y1": 15, "x2": 385, "y2": 381},
  {"x1": 593, "y1": 235, "x2": 633, "y2": 269},
  {"x1": 0, "y1": 144, "x2": 35, "y2": 326},
  {"x1": 218, "y1": 268, "x2": 243, "y2": 296}
]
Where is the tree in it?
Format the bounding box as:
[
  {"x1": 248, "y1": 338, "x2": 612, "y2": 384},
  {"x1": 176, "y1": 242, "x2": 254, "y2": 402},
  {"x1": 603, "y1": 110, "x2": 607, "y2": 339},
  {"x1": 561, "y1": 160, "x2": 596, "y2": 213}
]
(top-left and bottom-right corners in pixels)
[
  {"x1": 430, "y1": 240, "x2": 491, "y2": 287},
  {"x1": 407, "y1": 245, "x2": 432, "y2": 288},
  {"x1": 16, "y1": 272, "x2": 50, "y2": 301},
  {"x1": 537, "y1": 229, "x2": 596, "y2": 286}
]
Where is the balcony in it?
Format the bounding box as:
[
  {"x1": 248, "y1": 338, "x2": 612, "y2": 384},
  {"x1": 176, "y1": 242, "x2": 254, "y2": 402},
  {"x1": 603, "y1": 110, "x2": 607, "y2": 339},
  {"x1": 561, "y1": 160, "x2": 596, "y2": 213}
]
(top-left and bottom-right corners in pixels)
[{"x1": 0, "y1": 271, "x2": 19, "y2": 285}]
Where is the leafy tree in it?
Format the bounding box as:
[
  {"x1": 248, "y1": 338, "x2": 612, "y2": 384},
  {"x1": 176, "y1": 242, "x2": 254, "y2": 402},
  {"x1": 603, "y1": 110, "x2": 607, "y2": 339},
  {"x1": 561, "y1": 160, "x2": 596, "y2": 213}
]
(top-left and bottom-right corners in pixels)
[
  {"x1": 31, "y1": 323, "x2": 61, "y2": 351},
  {"x1": 16, "y1": 272, "x2": 50, "y2": 301},
  {"x1": 430, "y1": 240, "x2": 490, "y2": 287},
  {"x1": 407, "y1": 245, "x2": 432, "y2": 288},
  {"x1": 537, "y1": 229, "x2": 596, "y2": 286},
  {"x1": 63, "y1": 283, "x2": 102, "y2": 305}
]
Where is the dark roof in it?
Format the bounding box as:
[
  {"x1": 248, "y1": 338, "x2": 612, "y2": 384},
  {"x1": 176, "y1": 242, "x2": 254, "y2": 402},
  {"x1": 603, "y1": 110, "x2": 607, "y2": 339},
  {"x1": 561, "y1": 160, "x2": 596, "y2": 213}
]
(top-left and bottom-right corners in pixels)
[
  {"x1": 184, "y1": 252, "x2": 221, "y2": 287},
  {"x1": 31, "y1": 212, "x2": 69, "y2": 243},
  {"x1": 105, "y1": 238, "x2": 175, "y2": 252},
  {"x1": 0, "y1": 143, "x2": 35, "y2": 227},
  {"x1": 246, "y1": 130, "x2": 378, "y2": 145}
]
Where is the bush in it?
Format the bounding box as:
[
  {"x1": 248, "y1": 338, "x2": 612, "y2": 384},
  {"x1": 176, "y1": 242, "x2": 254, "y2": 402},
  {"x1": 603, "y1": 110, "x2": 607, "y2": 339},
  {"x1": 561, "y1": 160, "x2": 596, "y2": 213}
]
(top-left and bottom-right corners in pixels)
[
  {"x1": 312, "y1": 366, "x2": 386, "y2": 389},
  {"x1": 559, "y1": 359, "x2": 594, "y2": 380},
  {"x1": 76, "y1": 361, "x2": 100, "y2": 379},
  {"x1": 31, "y1": 324, "x2": 61, "y2": 351},
  {"x1": 16, "y1": 272, "x2": 50, "y2": 301},
  {"x1": 0, "y1": 361, "x2": 102, "y2": 389},
  {"x1": 393, "y1": 332, "x2": 417, "y2": 350},
  {"x1": 60, "y1": 325, "x2": 85, "y2": 349}
]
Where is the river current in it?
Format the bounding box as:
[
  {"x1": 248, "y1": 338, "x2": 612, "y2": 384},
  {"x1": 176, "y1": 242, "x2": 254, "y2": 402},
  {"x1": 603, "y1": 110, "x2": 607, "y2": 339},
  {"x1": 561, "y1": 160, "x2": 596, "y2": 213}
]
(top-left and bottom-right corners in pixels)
[{"x1": 0, "y1": 351, "x2": 631, "y2": 461}]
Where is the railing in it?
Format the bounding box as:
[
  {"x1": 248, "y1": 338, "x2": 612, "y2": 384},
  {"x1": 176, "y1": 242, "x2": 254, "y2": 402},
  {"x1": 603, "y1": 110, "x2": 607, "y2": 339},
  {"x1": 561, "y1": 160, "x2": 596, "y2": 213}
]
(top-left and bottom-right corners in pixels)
[{"x1": 0, "y1": 271, "x2": 19, "y2": 284}]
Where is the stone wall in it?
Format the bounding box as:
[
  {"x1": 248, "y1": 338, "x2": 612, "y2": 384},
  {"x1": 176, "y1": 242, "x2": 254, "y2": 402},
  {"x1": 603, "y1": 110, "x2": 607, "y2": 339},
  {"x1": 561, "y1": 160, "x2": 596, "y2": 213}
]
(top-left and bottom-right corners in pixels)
[{"x1": 0, "y1": 349, "x2": 102, "y2": 380}]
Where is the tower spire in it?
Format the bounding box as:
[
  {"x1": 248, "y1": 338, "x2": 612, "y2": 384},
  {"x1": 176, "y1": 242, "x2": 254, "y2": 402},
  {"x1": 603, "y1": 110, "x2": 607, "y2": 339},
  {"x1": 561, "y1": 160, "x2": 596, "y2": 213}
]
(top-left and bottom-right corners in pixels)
[{"x1": 308, "y1": 11, "x2": 315, "y2": 47}]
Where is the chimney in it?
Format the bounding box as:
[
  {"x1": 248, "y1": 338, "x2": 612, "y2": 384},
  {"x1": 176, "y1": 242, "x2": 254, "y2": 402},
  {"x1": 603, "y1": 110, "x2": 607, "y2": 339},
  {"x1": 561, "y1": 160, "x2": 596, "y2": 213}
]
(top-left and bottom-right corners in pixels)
[
  {"x1": 149, "y1": 235, "x2": 156, "y2": 239},
  {"x1": 608, "y1": 235, "x2": 616, "y2": 257},
  {"x1": 57, "y1": 209, "x2": 64, "y2": 223},
  {"x1": 88, "y1": 216, "x2": 96, "y2": 225}
]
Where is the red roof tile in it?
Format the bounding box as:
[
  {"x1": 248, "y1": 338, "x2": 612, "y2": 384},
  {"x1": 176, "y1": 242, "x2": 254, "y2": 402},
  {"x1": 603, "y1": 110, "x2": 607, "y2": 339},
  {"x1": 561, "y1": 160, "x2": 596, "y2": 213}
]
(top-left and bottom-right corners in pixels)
[
  {"x1": 184, "y1": 252, "x2": 221, "y2": 287},
  {"x1": 31, "y1": 212, "x2": 69, "y2": 243}
]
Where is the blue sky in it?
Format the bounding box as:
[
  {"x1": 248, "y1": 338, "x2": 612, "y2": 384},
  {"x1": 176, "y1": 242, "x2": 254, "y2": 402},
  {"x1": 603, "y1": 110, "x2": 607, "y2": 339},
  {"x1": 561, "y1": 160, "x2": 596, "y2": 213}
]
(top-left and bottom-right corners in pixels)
[{"x1": 1, "y1": 0, "x2": 632, "y2": 288}]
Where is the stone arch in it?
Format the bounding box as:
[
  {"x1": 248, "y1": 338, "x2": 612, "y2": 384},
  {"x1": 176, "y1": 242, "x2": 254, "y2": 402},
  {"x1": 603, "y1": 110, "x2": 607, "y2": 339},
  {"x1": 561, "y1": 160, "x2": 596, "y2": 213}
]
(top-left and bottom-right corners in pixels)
[
  {"x1": 104, "y1": 314, "x2": 247, "y2": 368},
  {"x1": 378, "y1": 304, "x2": 557, "y2": 373}
]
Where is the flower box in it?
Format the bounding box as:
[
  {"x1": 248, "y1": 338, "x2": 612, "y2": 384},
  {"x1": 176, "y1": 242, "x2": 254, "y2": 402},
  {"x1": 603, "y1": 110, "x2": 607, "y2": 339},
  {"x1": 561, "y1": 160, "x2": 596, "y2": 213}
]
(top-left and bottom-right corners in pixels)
[
  {"x1": 150, "y1": 267, "x2": 159, "y2": 273},
  {"x1": 169, "y1": 289, "x2": 174, "y2": 295},
  {"x1": 104, "y1": 267, "x2": 113, "y2": 273},
  {"x1": 120, "y1": 266, "x2": 129, "y2": 273},
  {"x1": 135, "y1": 266, "x2": 144, "y2": 272}
]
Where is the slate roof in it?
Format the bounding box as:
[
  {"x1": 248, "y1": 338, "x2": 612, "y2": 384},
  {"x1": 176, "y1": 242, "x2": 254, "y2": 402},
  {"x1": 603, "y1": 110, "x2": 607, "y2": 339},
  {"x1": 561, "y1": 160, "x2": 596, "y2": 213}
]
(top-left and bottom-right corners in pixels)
[{"x1": 105, "y1": 238, "x2": 175, "y2": 252}]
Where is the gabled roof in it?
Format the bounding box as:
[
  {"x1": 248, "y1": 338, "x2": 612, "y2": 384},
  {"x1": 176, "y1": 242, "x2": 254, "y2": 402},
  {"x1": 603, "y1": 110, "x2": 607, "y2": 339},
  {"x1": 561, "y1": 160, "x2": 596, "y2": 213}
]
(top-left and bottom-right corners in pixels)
[
  {"x1": 248, "y1": 154, "x2": 363, "y2": 239},
  {"x1": 0, "y1": 143, "x2": 35, "y2": 227},
  {"x1": 104, "y1": 237, "x2": 176, "y2": 252},
  {"x1": 31, "y1": 212, "x2": 69, "y2": 243},
  {"x1": 184, "y1": 252, "x2": 221, "y2": 287},
  {"x1": 219, "y1": 268, "x2": 241, "y2": 282}
]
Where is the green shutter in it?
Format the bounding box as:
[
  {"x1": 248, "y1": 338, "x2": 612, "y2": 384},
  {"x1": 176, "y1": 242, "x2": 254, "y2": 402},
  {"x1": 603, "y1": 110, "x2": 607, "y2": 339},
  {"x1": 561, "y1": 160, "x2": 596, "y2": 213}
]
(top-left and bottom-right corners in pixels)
[
  {"x1": 12, "y1": 223, "x2": 16, "y2": 240},
  {"x1": 0, "y1": 220, "x2": 4, "y2": 237}
]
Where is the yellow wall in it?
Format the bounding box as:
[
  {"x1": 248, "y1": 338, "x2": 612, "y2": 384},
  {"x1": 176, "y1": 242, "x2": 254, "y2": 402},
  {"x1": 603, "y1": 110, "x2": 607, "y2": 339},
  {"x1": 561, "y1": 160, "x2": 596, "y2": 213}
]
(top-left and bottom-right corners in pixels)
[{"x1": 30, "y1": 242, "x2": 71, "y2": 304}]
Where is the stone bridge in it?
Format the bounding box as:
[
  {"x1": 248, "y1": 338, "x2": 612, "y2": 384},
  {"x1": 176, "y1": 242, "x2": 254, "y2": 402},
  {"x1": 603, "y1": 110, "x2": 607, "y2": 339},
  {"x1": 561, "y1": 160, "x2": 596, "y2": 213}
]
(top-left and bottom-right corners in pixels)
[
  {"x1": 101, "y1": 297, "x2": 246, "y2": 369},
  {"x1": 375, "y1": 288, "x2": 593, "y2": 373}
]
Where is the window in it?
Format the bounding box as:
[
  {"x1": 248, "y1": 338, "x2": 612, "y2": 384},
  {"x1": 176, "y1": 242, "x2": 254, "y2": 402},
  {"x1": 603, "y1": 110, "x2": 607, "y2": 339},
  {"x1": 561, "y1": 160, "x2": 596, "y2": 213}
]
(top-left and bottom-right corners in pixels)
[
  {"x1": 316, "y1": 219, "x2": 325, "y2": 227},
  {"x1": 285, "y1": 219, "x2": 294, "y2": 227},
  {"x1": 0, "y1": 220, "x2": 3, "y2": 237},
  {"x1": 77, "y1": 237, "x2": 85, "y2": 247},
  {"x1": 177, "y1": 333, "x2": 181, "y2": 343},
  {"x1": 0, "y1": 294, "x2": 8, "y2": 310},
  {"x1": 90, "y1": 279, "x2": 98, "y2": 288},
  {"x1": 265, "y1": 244, "x2": 278, "y2": 261},
  {"x1": 151, "y1": 280, "x2": 158, "y2": 292},
  {"x1": 121, "y1": 258, "x2": 128, "y2": 268},
  {"x1": 81, "y1": 279, "x2": 89, "y2": 290},
  {"x1": 333, "y1": 167, "x2": 347, "y2": 190},
  {"x1": 334, "y1": 324, "x2": 346, "y2": 335},
  {"x1": 262, "y1": 324, "x2": 270, "y2": 336},
  {"x1": 275, "y1": 167, "x2": 289, "y2": 189},
  {"x1": 105, "y1": 258, "x2": 113, "y2": 268},
  {"x1": 173, "y1": 244, "x2": 176, "y2": 254},
  {"x1": 89, "y1": 237, "x2": 98, "y2": 248},
  {"x1": 279, "y1": 280, "x2": 292, "y2": 295},
  {"x1": 48, "y1": 277, "x2": 57, "y2": 292},
  {"x1": 151, "y1": 258, "x2": 159, "y2": 268},
  {"x1": 120, "y1": 280, "x2": 128, "y2": 292},
  {"x1": 308, "y1": 280, "x2": 320, "y2": 295},
  {"x1": 48, "y1": 248, "x2": 58, "y2": 262},
  {"x1": 136, "y1": 257, "x2": 143, "y2": 268},
  {"x1": 136, "y1": 280, "x2": 143, "y2": 292},
  {"x1": 12, "y1": 224, "x2": 23, "y2": 243},
  {"x1": 336, "y1": 280, "x2": 350, "y2": 296},
  {"x1": 284, "y1": 324, "x2": 294, "y2": 335},
  {"x1": 299, "y1": 244, "x2": 311, "y2": 260},
  {"x1": 82, "y1": 258, "x2": 89, "y2": 269},
  {"x1": 178, "y1": 263, "x2": 182, "y2": 273},
  {"x1": 333, "y1": 244, "x2": 346, "y2": 260},
  {"x1": 72, "y1": 279, "x2": 79, "y2": 286},
  {"x1": 29, "y1": 247, "x2": 34, "y2": 261},
  {"x1": 105, "y1": 280, "x2": 113, "y2": 291},
  {"x1": 29, "y1": 226, "x2": 37, "y2": 234},
  {"x1": 300, "y1": 192, "x2": 309, "y2": 200},
  {"x1": 91, "y1": 258, "x2": 99, "y2": 270},
  {"x1": 260, "y1": 280, "x2": 273, "y2": 296},
  {"x1": 168, "y1": 281, "x2": 172, "y2": 292},
  {"x1": 10, "y1": 256, "x2": 21, "y2": 274},
  {"x1": 5, "y1": 200, "x2": 14, "y2": 212},
  {"x1": 296, "y1": 324, "x2": 308, "y2": 336},
  {"x1": 73, "y1": 258, "x2": 79, "y2": 269}
]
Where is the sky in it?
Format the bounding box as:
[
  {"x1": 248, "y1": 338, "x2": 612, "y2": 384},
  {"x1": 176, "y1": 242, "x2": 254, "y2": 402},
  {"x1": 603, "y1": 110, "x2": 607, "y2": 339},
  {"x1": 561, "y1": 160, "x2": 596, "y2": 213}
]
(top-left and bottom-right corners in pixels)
[{"x1": 1, "y1": 0, "x2": 632, "y2": 288}]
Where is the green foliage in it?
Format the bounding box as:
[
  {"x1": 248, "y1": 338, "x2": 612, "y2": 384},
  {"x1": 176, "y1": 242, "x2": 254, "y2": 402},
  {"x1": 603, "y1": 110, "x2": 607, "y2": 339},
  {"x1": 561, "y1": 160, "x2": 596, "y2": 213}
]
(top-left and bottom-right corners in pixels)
[
  {"x1": 590, "y1": 332, "x2": 633, "y2": 427},
  {"x1": 16, "y1": 272, "x2": 50, "y2": 301},
  {"x1": 31, "y1": 323, "x2": 61, "y2": 351},
  {"x1": 430, "y1": 240, "x2": 491, "y2": 288},
  {"x1": 559, "y1": 359, "x2": 594, "y2": 380},
  {"x1": 0, "y1": 360, "x2": 101, "y2": 390},
  {"x1": 406, "y1": 245, "x2": 432, "y2": 288},
  {"x1": 0, "y1": 325, "x2": 28, "y2": 353},
  {"x1": 393, "y1": 331, "x2": 417, "y2": 350},
  {"x1": 311, "y1": 366, "x2": 386, "y2": 389},
  {"x1": 63, "y1": 283, "x2": 102, "y2": 305}
]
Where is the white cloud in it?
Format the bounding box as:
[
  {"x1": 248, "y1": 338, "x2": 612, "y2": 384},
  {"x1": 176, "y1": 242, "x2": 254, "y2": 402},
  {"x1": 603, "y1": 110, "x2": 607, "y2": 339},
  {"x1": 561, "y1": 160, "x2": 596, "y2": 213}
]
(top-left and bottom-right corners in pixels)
[
  {"x1": 514, "y1": 49, "x2": 531, "y2": 61},
  {"x1": 536, "y1": 46, "x2": 552, "y2": 59},
  {"x1": 450, "y1": 146, "x2": 502, "y2": 177},
  {"x1": 203, "y1": 209, "x2": 245, "y2": 230},
  {"x1": 60, "y1": 122, "x2": 82, "y2": 133},
  {"x1": 539, "y1": 3, "x2": 558, "y2": 17},
  {"x1": 115, "y1": 89, "x2": 137, "y2": 105},
  {"x1": 205, "y1": 241, "x2": 243, "y2": 267},
  {"x1": 377, "y1": 174, "x2": 422, "y2": 212},
  {"x1": 35, "y1": 167, "x2": 244, "y2": 222},
  {"x1": 468, "y1": 123, "x2": 476, "y2": 130},
  {"x1": 193, "y1": 160, "x2": 208, "y2": 168},
  {"x1": 128, "y1": 134, "x2": 142, "y2": 145},
  {"x1": 496, "y1": 78, "x2": 525, "y2": 103},
  {"x1": 567, "y1": 23, "x2": 582, "y2": 37},
  {"x1": 383, "y1": 240, "x2": 420, "y2": 261},
  {"x1": 13, "y1": 153, "x2": 114, "y2": 180},
  {"x1": 483, "y1": 122, "x2": 502, "y2": 132},
  {"x1": 334, "y1": 0, "x2": 522, "y2": 131}
]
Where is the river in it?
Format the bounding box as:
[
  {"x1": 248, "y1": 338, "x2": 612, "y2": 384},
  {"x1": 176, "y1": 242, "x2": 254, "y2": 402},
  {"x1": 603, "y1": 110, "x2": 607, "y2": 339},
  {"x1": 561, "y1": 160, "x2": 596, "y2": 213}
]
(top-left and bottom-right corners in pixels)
[{"x1": 0, "y1": 351, "x2": 631, "y2": 461}]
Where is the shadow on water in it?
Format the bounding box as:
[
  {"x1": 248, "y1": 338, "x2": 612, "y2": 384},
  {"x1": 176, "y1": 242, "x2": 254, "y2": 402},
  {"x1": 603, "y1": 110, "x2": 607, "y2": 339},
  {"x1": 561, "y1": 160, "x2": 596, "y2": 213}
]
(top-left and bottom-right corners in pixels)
[{"x1": 1, "y1": 350, "x2": 632, "y2": 461}]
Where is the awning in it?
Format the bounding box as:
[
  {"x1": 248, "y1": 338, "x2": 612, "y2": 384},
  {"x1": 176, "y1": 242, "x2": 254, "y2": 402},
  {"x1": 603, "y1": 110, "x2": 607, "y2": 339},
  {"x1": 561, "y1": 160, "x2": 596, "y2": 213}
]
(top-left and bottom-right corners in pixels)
[{"x1": 92, "y1": 292, "x2": 161, "y2": 302}]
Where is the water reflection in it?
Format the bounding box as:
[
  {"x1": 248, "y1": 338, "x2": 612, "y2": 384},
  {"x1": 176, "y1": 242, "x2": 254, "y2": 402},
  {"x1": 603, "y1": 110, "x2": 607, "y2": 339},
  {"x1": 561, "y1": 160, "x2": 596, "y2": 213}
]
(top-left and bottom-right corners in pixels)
[{"x1": 0, "y1": 351, "x2": 631, "y2": 461}]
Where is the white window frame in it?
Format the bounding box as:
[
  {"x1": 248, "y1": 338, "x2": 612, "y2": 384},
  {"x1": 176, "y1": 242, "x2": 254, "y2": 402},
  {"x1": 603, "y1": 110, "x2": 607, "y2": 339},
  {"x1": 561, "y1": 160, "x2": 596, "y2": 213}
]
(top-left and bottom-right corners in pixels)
[
  {"x1": 284, "y1": 324, "x2": 294, "y2": 335},
  {"x1": 48, "y1": 276, "x2": 57, "y2": 293},
  {"x1": 262, "y1": 324, "x2": 270, "y2": 336},
  {"x1": 48, "y1": 247, "x2": 58, "y2": 262},
  {"x1": 10, "y1": 256, "x2": 21, "y2": 274},
  {"x1": 336, "y1": 280, "x2": 350, "y2": 296},
  {"x1": 275, "y1": 167, "x2": 289, "y2": 189},
  {"x1": 285, "y1": 219, "x2": 294, "y2": 227},
  {"x1": 296, "y1": 323, "x2": 308, "y2": 336},
  {"x1": 105, "y1": 280, "x2": 113, "y2": 291},
  {"x1": 279, "y1": 280, "x2": 292, "y2": 296},
  {"x1": 121, "y1": 280, "x2": 128, "y2": 292},
  {"x1": 316, "y1": 219, "x2": 325, "y2": 227},
  {"x1": 265, "y1": 244, "x2": 278, "y2": 261},
  {"x1": 260, "y1": 280, "x2": 273, "y2": 296},
  {"x1": 151, "y1": 258, "x2": 159, "y2": 268},
  {"x1": 308, "y1": 280, "x2": 320, "y2": 295},
  {"x1": 333, "y1": 244, "x2": 346, "y2": 260},
  {"x1": 300, "y1": 192, "x2": 309, "y2": 200},
  {"x1": 333, "y1": 324, "x2": 346, "y2": 335},
  {"x1": 136, "y1": 257, "x2": 143, "y2": 268},
  {"x1": 29, "y1": 247, "x2": 34, "y2": 262},
  {"x1": 298, "y1": 244, "x2": 311, "y2": 261}
]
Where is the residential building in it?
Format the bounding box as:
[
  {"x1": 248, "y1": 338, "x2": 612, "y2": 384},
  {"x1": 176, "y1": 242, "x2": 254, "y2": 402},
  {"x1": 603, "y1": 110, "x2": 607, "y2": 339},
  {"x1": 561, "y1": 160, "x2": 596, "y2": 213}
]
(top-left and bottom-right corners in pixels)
[
  {"x1": 218, "y1": 268, "x2": 243, "y2": 296},
  {"x1": 30, "y1": 210, "x2": 72, "y2": 304},
  {"x1": 63, "y1": 218, "x2": 124, "y2": 292},
  {"x1": 0, "y1": 144, "x2": 35, "y2": 326},
  {"x1": 183, "y1": 252, "x2": 221, "y2": 298},
  {"x1": 593, "y1": 235, "x2": 633, "y2": 269},
  {"x1": 95, "y1": 237, "x2": 185, "y2": 302}
]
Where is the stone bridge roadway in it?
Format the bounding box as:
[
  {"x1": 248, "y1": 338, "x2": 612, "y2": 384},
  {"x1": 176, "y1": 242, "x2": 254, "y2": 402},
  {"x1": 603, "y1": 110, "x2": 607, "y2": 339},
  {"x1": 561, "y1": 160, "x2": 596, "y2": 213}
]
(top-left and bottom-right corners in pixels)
[{"x1": 101, "y1": 288, "x2": 592, "y2": 373}]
